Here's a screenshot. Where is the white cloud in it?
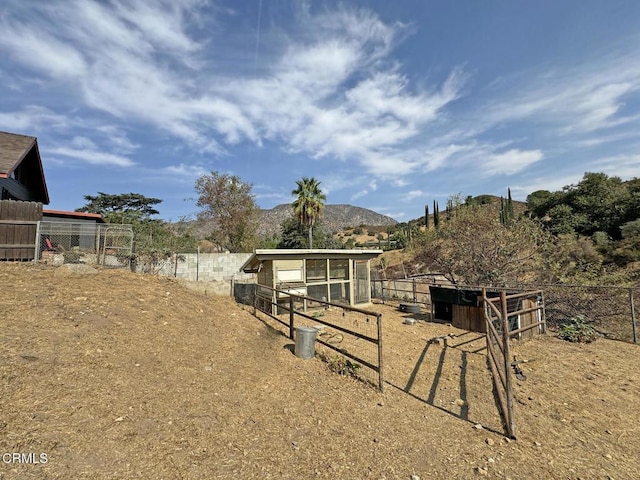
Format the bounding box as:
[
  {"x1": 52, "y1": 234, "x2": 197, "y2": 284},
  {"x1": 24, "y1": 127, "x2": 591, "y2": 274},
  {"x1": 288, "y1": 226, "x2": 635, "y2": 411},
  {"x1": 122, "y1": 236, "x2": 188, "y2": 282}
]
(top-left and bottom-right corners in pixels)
[
  {"x1": 96, "y1": 125, "x2": 139, "y2": 154},
  {"x1": 351, "y1": 189, "x2": 369, "y2": 201},
  {"x1": 0, "y1": 2, "x2": 468, "y2": 182},
  {"x1": 49, "y1": 146, "x2": 135, "y2": 167},
  {"x1": 592, "y1": 154, "x2": 640, "y2": 178},
  {"x1": 509, "y1": 174, "x2": 581, "y2": 198},
  {"x1": 71, "y1": 136, "x2": 97, "y2": 150},
  {"x1": 509, "y1": 156, "x2": 640, "y2": 200},
  {"x1": 0, "y1": 25, "x2": 87, "y2": 78},
  {"x1": 162, "y1": 163, "x2": 207, "y2": 177},
  {"x1": 486, "y1": 51, "x2": 640, "y2": 135},
  {"x1": 483, "y1": 149, "x2": 544, "y2": 176},
  {"x1": 0, "y1": 106, "x2": 68, "y2": 131},
  {"x1": 404, "y1": 190, "x2": 425, "y2": 201}
]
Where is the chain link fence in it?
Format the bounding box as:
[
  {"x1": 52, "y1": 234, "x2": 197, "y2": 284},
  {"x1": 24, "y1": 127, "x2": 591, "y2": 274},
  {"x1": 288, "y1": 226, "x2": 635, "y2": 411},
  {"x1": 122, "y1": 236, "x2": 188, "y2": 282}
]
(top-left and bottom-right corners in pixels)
[
  {"x1": 518, "y1": 284, "x2": 638, "y2": 344},
  {"x1": 35, "y1": 221, "x2": 133, "y2": 268},
  {"x1": 371, "y1": 276, "x2": 638, "y2": 344}
]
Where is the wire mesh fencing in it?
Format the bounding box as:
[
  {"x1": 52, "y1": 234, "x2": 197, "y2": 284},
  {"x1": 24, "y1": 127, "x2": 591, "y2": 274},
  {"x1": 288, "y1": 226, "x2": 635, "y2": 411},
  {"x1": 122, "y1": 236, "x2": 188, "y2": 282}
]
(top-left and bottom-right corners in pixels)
[
  {"x1": 370, "y1": 276, "x2": 639, "y2": 344},
  {"x1": 35, "y1": 221, "x2": 133, "y2": 268},
  {"x1": 519, "y1": 284, "x2": 638, "y2": 344},
  {"x1": 253, "y1": 285, "x2": 384, "y2": 390}
]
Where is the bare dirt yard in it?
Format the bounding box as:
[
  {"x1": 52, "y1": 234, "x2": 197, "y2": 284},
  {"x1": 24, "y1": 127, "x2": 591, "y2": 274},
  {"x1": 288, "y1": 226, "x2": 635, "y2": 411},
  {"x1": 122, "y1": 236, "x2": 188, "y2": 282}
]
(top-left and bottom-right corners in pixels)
[{"x1": 1, "y1": 262, "x2": 639, "y2": 479}]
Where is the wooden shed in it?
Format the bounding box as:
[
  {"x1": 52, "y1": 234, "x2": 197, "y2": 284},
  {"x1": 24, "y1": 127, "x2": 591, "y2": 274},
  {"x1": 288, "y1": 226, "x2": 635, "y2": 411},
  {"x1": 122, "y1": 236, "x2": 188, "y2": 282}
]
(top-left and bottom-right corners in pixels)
[
  {"x1": 241, "y1": 249, "x2": 383, "y2": 312},
  {"x1": 429, "y1": 286, "x2": 544, "y2": 339}
]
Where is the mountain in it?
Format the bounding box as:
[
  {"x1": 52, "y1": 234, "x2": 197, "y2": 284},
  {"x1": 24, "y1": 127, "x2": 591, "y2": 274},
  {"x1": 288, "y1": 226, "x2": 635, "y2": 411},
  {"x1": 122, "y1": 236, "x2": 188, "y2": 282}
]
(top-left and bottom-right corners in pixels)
[{"x1": 258, "y1": 204, "x2": 397, "y2": 238}]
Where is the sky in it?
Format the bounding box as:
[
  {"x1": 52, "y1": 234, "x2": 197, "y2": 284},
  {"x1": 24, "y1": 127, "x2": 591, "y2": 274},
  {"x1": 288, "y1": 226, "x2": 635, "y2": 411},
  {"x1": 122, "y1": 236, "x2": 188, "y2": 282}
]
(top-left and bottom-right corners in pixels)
[{"x1": 1, "y1": 0, "x2": 640, "y2": 222}]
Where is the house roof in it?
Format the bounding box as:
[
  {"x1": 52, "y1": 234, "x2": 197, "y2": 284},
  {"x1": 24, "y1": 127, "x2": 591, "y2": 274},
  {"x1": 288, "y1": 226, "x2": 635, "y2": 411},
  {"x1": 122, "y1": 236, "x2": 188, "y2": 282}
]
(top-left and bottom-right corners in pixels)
[
  {"x1": 43, "y1": 209, "x2": 105, "y2": 223},
  {"x1": 0, "y1": 131, "x2": 49, "y2": 204},
  {"x1": 241, "y1": 248, "x2": 383, "y2": 273}
]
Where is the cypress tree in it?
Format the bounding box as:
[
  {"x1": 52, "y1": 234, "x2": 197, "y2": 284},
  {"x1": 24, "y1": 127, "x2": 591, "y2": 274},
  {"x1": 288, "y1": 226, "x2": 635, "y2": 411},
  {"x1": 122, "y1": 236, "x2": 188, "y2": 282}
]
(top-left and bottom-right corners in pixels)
[
  {"x1": 425, "y1": 204, "x2": 429, "y2": 229},
  {"x1": 507, "y1": 187, "x2": 514, "y2": 223},
  {"x1": 434, "y1": 201, "x2": 440, "y2": 228}
]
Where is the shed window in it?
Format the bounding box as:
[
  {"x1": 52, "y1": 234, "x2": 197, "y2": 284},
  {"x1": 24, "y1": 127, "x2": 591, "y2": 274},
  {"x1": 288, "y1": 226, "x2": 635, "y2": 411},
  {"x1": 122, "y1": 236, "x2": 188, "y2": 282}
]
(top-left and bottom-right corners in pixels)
[
  {"x1": 329, "y1": 259, "x2": 349, "y2": 280},
  {"x1": 306, "y1": 259, "x2": 327, "y2": 282}
]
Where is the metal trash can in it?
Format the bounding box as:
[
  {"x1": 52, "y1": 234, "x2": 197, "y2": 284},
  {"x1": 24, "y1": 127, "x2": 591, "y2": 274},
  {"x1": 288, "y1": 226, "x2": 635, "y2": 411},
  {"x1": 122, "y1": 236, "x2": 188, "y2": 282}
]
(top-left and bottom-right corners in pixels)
[{"x1": 294, "y1": 326, "x2": 318, "y2": 359}]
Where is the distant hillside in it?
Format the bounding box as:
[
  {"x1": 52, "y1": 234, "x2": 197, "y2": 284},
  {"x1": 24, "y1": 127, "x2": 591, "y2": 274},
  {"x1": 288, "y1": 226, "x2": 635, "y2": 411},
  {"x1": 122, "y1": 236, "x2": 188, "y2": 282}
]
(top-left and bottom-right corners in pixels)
[
  {"x1": 258, "y1": 204, "x2": 397, "y2": 238},
  {"x1": 404, "y1": 194, "x2": 528, "y2": 226}
]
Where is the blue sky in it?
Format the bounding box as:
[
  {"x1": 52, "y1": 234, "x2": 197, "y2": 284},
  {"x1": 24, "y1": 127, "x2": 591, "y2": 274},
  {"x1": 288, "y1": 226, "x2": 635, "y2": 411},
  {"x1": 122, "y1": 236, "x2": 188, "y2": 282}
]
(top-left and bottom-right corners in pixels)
[{"x1": 1, "y1": 1, "x2": 640, "y2": 222}]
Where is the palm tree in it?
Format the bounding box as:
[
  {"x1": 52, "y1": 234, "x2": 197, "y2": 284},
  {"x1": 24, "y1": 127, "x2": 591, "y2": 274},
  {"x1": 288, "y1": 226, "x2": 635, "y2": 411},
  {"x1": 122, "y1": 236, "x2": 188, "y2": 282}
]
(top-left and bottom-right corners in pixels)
[{"x1": 291, "y1": 177, "x2": 326, "y2": 248}]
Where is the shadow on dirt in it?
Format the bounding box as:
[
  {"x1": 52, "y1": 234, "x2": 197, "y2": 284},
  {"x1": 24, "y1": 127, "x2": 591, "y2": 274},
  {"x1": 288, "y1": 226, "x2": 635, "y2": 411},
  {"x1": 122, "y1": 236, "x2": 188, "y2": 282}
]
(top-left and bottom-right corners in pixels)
[{"x1": 387, "y1": 332, "x2": 502, "y2": 436}]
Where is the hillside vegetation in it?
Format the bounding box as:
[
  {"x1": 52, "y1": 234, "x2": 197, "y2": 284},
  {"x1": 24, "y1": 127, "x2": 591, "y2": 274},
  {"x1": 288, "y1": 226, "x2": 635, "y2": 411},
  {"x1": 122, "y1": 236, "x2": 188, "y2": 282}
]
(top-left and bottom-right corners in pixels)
[{"x1": 376, "y1": 175, "x2": 640, "y2": 286}]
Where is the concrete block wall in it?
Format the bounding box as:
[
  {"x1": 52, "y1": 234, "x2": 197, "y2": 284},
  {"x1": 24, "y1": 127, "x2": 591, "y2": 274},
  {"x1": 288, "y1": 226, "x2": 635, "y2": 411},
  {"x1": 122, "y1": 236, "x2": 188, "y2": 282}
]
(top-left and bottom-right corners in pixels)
[{"x1": 153, "y1": 252, "x2": 254, "y2": 283}]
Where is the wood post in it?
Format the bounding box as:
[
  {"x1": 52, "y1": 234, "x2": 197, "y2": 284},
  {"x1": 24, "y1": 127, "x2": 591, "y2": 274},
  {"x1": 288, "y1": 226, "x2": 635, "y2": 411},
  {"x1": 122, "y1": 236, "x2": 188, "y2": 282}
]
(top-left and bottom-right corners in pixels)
[
  {"x1": 630, "y1": 288, "x2": 637, "y2": 344},
  {"x1": 377, "y1": 313, "x2": 384, "y2": 392},
  {"x1": 289, "y1": 294, "x2": 295, "y2": 340},
  {"x1": 500, "y1": 290, "x2": 516, "y2": 439},
  {"x1": 412, "y1": 278, "x2": 417, "y2": 303},
  {"x1": 33, "y1": 220, "x2": 41, "y2": 264}
]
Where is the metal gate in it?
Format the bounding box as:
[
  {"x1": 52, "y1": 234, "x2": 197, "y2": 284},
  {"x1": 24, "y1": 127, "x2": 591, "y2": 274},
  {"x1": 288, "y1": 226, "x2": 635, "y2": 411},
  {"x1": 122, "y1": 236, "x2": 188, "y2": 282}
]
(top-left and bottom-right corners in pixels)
[{"x1": 35, "y1": 221, "x2": 133, "y2": 268}]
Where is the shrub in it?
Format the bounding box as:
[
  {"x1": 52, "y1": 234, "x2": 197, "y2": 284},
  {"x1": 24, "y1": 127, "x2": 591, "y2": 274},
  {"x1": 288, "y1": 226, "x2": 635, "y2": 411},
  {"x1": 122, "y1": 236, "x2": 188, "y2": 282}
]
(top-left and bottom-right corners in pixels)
[
  {"x1": 557, "y1": 315, "x2": 597, "y2": 343},
  {"x1": 353, "y1": 227, "x2": 363, "y2": 235},
  {"x1": 327, "y1": 356, "x2": 361, "y2": 377}
]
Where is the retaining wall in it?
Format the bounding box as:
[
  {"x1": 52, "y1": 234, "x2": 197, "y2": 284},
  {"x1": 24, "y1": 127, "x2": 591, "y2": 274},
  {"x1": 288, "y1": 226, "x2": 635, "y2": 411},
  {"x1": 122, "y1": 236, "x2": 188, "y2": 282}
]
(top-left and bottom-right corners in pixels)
[{"x1": 145, "y1": 252, "x2": 254, "y2": 283}]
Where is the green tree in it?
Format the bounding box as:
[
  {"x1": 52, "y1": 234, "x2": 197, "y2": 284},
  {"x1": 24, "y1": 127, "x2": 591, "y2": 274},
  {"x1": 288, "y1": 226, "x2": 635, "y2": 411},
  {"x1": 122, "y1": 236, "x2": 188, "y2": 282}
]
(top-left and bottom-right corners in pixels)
[
  {"x1": 76, "y1": 192, "x2": 162, "y2": 223},
  {"x1": 291, "y1": 177, "x2": 326, "y2": 248},
  {"x1": 195, "y1": 171, "x2": 259, "y2": 252},
  {"x1": 76, "y1": 192, "x2": 198, "y2": 271},
  {"x1": 610, "y1": 219, "x2": 640, "y2": 265},
  {"x1": 433, "y1": 200, "x2": 440, "y2": 228},
  {"x1": 425, "y1": 204, "x2": 429, "y2": 229},
  {"x1": 277, "y1": 216, "x2": 343, "y2": 249},
  {"x1": 507, "y1": 188, "x2": 514, "y2": 221},
  {"x1": 568, "y1": 172, "x2": 629, "y2": 237}
]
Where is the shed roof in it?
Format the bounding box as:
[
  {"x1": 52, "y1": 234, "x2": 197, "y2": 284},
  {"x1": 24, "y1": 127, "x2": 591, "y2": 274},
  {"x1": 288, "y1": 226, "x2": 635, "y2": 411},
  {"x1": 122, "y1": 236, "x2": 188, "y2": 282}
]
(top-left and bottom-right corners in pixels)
[
  {"x1": 0, "y1": 131, "x2": 49, "y2": 204},
  {"x1": 241, "y1": 248, "x2": 383, "y2": 273}
]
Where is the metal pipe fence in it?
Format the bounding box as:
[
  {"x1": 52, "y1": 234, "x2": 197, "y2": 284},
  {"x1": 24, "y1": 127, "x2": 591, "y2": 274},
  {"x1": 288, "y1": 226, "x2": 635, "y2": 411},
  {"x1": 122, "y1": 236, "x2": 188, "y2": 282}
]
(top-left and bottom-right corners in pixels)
[{"x1": 253, "y1": 284, "x2": 384, "y2": 391}]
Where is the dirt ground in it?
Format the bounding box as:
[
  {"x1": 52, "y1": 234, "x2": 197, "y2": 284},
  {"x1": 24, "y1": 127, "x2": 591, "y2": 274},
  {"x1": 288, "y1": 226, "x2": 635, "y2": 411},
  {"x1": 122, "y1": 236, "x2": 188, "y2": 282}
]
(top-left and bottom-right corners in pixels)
[{"x1": 1, "y1": 263, "x2": 639, "y2": 479}]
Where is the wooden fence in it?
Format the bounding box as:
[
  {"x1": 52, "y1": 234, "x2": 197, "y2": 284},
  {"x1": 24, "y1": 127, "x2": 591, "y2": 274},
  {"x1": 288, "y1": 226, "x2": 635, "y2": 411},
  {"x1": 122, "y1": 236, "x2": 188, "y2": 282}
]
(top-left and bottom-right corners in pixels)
[
  {"x1": 0, "y1": 200, "x2": 42, "y2": 261},
  {"x1": 482, "y1": 288, "x2": 546, "y2": 439},
  {"x1": 254, "y1": 284, "x2": 384, "y2": 391}
]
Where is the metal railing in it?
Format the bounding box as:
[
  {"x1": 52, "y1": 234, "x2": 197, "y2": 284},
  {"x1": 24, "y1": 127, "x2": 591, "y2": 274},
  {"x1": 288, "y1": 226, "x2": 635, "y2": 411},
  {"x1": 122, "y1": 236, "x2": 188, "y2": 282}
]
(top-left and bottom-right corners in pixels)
[{"x1": 253, "y1": 284, "x2": 384, "y2": 391}]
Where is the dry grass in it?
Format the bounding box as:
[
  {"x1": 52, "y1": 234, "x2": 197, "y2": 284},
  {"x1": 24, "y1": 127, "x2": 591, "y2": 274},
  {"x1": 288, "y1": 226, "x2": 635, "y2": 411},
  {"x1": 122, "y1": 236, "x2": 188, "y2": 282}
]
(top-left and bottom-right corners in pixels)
[{"x1": 1, "y1": 263, "x2": 639, "y2": 479}]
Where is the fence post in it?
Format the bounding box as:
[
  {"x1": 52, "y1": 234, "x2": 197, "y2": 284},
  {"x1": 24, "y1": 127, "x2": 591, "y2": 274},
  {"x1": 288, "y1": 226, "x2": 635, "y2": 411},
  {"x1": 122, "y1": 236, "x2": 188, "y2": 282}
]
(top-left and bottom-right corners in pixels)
[
  {"x1": 376, "y1": 313, "x2": 384, "y2": 392},
  {"x1": 540, "y1": 290, "x2": 547, "y2": 334},
  {"x1": 196, "y1": 246, "x2": 200, "y2": 281},
  {"x1": 630, "y1": 288, "x2": 637, "y2": 344},
  {"x1": 33, "y1": 221, "x2": 41, "y2": 264},
  {"x1": 289, "y1": 294, "x2": 295, "y2": 340},
  {"x1": 500, "y1": 290, "x2": 516, "y2": 438},
  {"x1": 412, "y1": 278, "x2": 417, "y2": 303}
]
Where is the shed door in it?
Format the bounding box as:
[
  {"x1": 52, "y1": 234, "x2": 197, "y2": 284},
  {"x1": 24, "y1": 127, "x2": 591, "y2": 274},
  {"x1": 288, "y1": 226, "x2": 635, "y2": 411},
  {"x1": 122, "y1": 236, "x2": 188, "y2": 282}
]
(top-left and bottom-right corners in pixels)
[{"x1": 354, "y1": 260, "x2": 369, "y2": 304}]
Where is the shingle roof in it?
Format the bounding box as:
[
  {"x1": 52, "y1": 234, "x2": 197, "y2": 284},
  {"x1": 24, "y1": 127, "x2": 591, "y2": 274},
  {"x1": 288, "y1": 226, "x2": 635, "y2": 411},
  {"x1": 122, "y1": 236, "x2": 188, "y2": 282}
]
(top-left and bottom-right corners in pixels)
[
  {"x1": 0, "y1": 130, "x2": 49, "y2": 204},
  {"x1": 0, "y1": 131, "x2": 36, "y2": 175}
]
